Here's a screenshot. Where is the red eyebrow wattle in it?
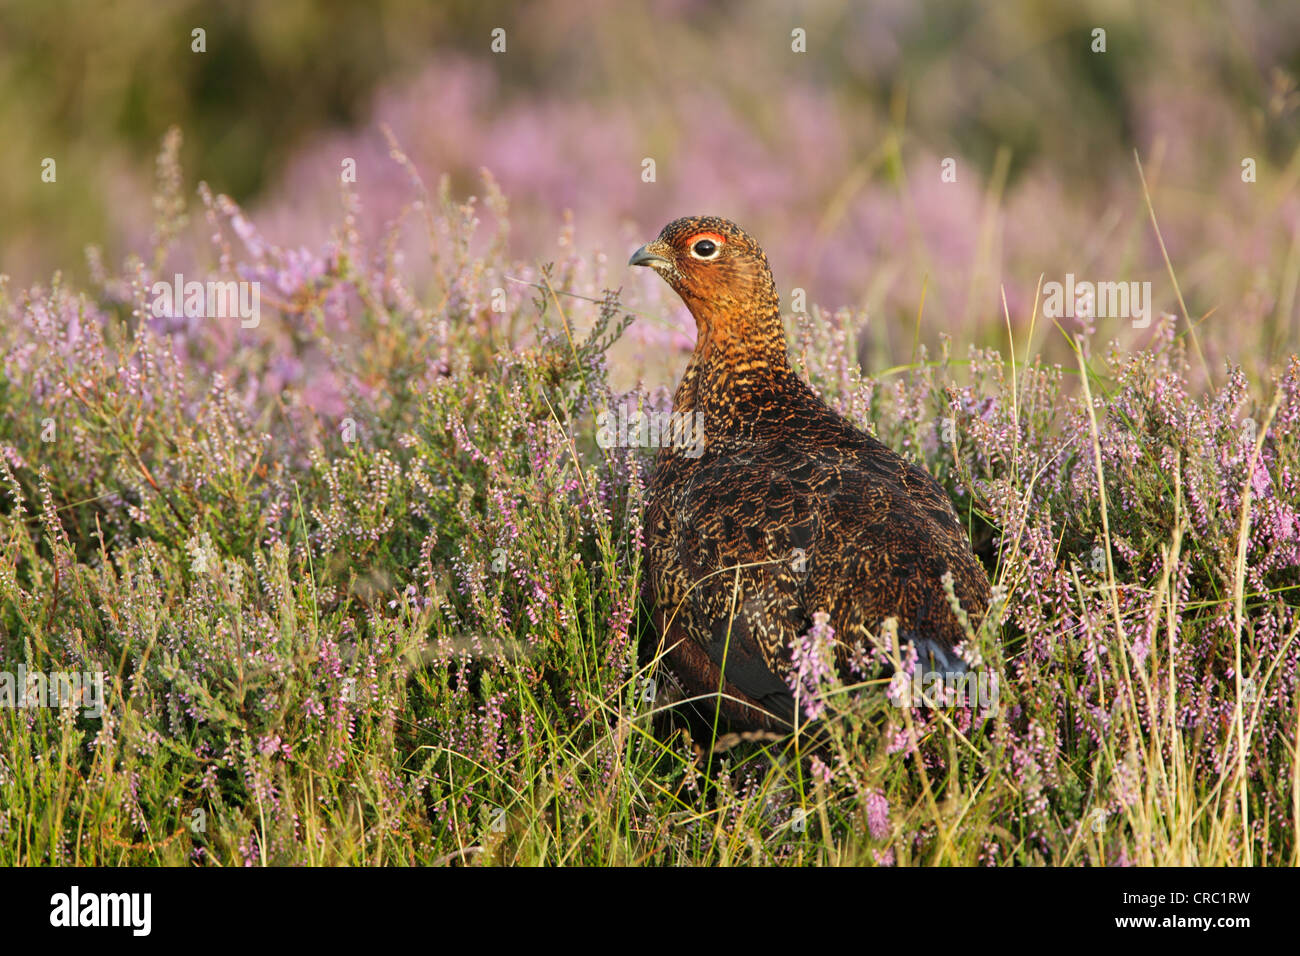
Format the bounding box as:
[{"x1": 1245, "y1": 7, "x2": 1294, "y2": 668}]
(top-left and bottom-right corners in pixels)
[{"x1": 687, "y1": 231, "x2": 726, "y2": 246}]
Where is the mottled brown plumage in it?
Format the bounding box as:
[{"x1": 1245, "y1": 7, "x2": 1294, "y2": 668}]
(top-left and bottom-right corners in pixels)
[{"x1": 630, "y1": 216, "x2": 991, "y2": 736}]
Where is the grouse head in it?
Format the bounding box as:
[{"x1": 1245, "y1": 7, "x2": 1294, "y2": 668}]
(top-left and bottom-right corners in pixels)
[{"x1": 629, "y1": 216, "x2": 786, "y2": 363}]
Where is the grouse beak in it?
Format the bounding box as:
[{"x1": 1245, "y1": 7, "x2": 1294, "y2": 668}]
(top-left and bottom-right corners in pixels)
[{"x1": 629, "y1": 242, "x2": 672, "y2": 270}]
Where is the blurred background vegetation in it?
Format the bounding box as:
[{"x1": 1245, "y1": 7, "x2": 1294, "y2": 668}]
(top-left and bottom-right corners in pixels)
[{"x1": 2, "y1": 0, "x2": 1298, "y2": 373}]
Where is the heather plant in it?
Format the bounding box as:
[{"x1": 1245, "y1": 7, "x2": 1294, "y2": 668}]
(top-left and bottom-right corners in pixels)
[{"x1": 0, "y1": 132, "x2": 1297, "y2": 866}]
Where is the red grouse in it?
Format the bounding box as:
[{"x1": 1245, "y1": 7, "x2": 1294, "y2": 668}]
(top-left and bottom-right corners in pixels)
[{"x1": 630, "y1": 216, "x2": 991, "y2": 736}]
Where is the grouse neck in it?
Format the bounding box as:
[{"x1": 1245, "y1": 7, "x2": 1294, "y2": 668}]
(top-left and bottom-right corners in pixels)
[{"x1": 670, "y1": 306, "x2": 808, "y2": 439}]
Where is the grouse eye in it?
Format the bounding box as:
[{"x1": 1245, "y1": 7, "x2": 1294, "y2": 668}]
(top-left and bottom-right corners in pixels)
[{"x1": 684, "y1": 231, "x2": 725, "y2": 260}]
